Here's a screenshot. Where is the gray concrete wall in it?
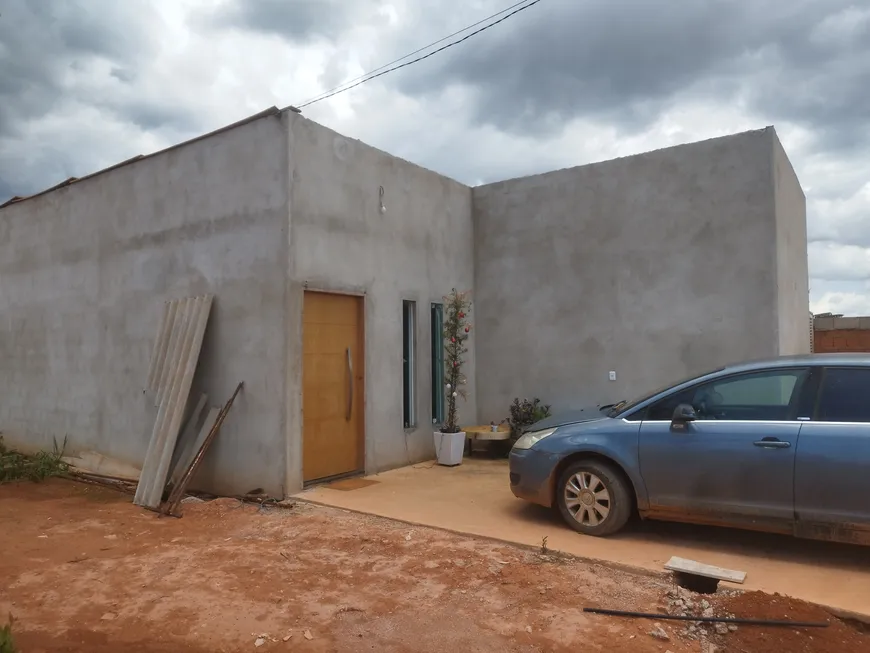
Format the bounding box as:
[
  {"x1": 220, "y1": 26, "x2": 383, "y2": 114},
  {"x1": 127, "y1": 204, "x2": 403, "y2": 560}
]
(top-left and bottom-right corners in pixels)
[
  {"x1": 284, "y1": 113, "x2": 476, "y2": 492},
  {"x1": 1, "y1": 108, "x2": 807, "y2": 496},
  {"x1": 771, "y1": 129, "x2": 811, "y2": 355},
  {"x1": 472, "y1": 128, "x2": 785, "y2": 421},
  {"x1": 0, "y1": 113, "x2": 290, "y2": 497}
]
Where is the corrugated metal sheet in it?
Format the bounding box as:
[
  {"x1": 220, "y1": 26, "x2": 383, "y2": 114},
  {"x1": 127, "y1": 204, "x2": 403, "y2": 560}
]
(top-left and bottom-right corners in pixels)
[
  {"x1": 167, "y1": 393, "x2": 208, "y2": 487},
  {"x1": 134, "y1": 295, "x2": 214, "y2": 508}
]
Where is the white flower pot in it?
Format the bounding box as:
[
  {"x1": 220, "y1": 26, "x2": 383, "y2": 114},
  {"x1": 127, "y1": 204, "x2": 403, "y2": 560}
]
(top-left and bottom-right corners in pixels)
[{"x1": 434, "y1": 430, "x2": 466, "y2": 466}]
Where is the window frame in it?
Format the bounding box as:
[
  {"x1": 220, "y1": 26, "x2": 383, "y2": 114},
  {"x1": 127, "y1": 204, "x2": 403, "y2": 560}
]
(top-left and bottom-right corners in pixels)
[
  {"x1": 811, "y1": 365, "x2": 870, "y2": 424},
  {"x1": 402, "y1": 300, "x2": 417, "y2": 428},
  {"x1": 430, "y1": 302, "x2": 445, "y2": 425},
  {"x1": 633, "y1": 366, "x2": 811, "y2": 423}
]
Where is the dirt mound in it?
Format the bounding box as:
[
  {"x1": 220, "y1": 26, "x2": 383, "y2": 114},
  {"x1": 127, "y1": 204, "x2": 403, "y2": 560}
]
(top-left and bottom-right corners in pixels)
[{"x1": 719, "y1": 591, "x2": 870, "y2": 653}]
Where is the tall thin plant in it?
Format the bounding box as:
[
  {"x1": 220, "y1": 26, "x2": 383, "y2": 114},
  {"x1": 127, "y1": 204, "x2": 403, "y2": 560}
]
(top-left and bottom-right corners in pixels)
[
  {"x1": 0, "y1": 613, "x2": 16, "y2": 653},
  {"x1": 442, "y1": 289, "x2": 472, "y2": 433}
]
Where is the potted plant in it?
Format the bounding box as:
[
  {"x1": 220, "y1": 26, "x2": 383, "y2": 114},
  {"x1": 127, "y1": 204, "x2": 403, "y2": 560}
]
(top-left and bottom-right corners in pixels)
[{"x1": 434, "y1": 289, "x2": 472, "y2": 466}]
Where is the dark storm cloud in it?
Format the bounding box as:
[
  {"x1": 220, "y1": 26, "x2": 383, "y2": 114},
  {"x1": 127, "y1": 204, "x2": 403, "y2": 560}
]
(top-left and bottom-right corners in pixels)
[
  {"x1": 0, "y1": 1, "x2": 139, "y2": 134},
  {"x1": 110, "y1": 67, "x2": 136, "y2": 83},
  {"x1": 0, "y1": 1, "x2": 198, "y2": 199},
  {"x1": 395, "y1": 0, "x2": 870, "y2": 145},
  {"x1": 117, "y1": 102, "x2": 201, "y2": 133},
  {"x1": 0, "y1": 177, "x2": 16, "y2": 204},
  {"x1": 206, "y1": 0, "x2": 379, "y2": 42}
]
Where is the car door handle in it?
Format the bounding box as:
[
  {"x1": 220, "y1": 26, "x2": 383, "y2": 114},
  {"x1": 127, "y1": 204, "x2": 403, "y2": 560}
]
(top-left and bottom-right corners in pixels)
[{"x1": 753, "y1": 438, "x2": 791, "y2": 449}]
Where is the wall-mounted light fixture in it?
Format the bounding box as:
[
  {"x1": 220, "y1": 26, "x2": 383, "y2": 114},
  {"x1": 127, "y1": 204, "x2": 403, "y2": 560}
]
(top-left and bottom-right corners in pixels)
[{"x1": 378, "y1": 185, "x2": 386, "y2": 215}]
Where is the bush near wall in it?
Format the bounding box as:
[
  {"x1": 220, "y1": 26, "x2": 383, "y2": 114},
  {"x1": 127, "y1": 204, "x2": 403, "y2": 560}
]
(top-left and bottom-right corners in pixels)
[{"x1": 506, "y1": 398, "x2": 552, "y2": 442}]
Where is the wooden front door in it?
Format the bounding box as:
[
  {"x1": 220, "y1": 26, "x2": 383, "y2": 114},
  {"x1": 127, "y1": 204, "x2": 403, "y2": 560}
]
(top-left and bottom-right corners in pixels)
[{"x1": 302, "y1": 291, "x2": 365, "y2": 483}]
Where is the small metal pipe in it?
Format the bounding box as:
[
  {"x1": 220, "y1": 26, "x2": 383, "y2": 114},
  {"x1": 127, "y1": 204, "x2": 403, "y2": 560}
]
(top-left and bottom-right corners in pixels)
[{"x1": 583, "y1": 607, "x2": 829, "y2": 628}]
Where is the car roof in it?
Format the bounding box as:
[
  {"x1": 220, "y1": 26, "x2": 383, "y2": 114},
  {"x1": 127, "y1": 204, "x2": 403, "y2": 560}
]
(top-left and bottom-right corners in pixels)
[
  {"x1": 721, "y1": 353, "x2": 870, "y2": 374},
  {"x1": 614, "y1": 353, "x2": 870, "y2": 418}
]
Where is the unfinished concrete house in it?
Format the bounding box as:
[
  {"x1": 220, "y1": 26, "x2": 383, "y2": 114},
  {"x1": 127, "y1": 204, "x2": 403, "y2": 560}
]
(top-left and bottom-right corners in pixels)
[{"x1": 0, "y1": 107, "x2": 809, "y2": 497}]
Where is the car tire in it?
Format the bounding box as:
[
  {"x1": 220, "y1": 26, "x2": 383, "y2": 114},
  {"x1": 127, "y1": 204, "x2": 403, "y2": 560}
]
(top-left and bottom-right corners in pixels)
[{"x1": 555, "y1": 459, "x2": 632, "y2": 537}]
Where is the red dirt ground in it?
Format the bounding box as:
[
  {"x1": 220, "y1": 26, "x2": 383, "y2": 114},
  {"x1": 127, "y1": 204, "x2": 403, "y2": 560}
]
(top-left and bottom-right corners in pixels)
[{"x1": 1, "y1": 479, "x2": 868, "y2": 652}]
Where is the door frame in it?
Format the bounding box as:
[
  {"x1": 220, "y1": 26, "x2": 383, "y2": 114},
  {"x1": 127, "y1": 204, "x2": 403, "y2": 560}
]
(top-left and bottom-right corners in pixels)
[{"x1": 299, "y1": 286, "x2": 367, "y2": 487}]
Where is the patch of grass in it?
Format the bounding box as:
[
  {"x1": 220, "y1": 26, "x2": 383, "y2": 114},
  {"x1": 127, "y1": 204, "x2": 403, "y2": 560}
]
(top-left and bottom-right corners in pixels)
[
  {"x1": 0, "y1": 435, "x2": 69, "y2": 483},
  {"x1": 0, "y1": 613, "x2": 16, "y2": 653}
]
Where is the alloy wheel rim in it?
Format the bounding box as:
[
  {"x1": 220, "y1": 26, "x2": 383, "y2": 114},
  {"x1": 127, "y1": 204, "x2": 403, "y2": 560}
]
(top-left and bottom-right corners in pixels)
[{"x1": 564, "y1": 472, "x2": 611, "y2": 526}]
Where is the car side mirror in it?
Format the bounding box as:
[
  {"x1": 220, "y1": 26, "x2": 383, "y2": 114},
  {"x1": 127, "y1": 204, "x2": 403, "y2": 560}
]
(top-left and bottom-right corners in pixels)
[{"x1": 670, "y1": 403, "x2": 697, "y2": 432}]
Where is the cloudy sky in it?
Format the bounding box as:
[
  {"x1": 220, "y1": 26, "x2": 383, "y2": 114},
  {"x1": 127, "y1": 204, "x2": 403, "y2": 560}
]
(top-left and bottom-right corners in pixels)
[{"x1": 1, "y1": 0, "x2": 868, "y2": 313}]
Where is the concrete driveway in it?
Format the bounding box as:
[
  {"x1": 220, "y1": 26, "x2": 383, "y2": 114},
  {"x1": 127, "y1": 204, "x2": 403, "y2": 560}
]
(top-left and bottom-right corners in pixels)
[{"x1": 298, "y1": 458, "x2": 870, "y2": 617}]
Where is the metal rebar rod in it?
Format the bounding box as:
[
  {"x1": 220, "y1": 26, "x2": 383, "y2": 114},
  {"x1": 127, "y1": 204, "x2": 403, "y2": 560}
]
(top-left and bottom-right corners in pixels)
[{"x1": 583, "y1": 607, "x2": 829, "y2": 628}]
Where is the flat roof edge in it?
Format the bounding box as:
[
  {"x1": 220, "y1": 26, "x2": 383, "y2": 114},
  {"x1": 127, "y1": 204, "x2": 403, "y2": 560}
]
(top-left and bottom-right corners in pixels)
[{"x1": 0, "y1": 106, "x2": 281, "y2": 210}]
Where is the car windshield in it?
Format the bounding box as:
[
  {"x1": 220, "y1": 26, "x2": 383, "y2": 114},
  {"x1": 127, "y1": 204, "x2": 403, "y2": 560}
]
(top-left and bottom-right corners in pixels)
[{"x1": 606, "y1": 368, "x2": 725, "y2": 417}]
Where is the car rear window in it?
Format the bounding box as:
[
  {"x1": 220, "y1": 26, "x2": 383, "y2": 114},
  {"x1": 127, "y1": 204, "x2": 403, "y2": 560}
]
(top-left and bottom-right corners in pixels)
[{"x1": 816, "y1": 367, "x2": 870, "y2": 423}]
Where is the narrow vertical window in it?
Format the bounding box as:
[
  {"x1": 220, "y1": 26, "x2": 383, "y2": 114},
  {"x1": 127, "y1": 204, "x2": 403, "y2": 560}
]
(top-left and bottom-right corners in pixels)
[
  {"x1": 431, "y1": 303, "x2": 445, "y2": 424},
  {"x1": 402, "y1": 300, "x2": 416, "y2": 427}
]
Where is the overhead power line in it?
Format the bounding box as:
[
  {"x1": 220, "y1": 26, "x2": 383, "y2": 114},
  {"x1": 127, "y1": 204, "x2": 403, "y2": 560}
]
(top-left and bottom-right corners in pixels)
[
  {"x1": 298, "y1": 0, "x2": 535, "y2": 108},
  {"x1": 296, "y1": 0, "x2": 540, "y2": 108},
  {"x1": 295, "y1": 0, "x2": 543, "y2": 109}
]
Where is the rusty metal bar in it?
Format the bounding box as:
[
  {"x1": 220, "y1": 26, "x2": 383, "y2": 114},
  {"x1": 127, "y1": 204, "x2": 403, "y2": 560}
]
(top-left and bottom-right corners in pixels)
[
  {"x1": 583, "y1": 607, "x2": 829, "y2": 628},
  {"x1": 167, "y1": 393, "x2": 209, "y2": 489},
  {"x1": 162, "y1": 381, "x2": 244, "y2": 516}
]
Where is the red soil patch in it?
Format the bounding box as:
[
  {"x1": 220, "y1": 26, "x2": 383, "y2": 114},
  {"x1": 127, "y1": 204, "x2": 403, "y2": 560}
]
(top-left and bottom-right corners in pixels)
[{"x1": 0, "y1": 479, "x2": 867, "y2": 652}]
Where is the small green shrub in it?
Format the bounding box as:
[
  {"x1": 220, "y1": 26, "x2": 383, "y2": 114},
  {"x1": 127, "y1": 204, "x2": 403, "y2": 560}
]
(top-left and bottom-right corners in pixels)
[
  {"x1": 0, "y1": 436, "x2": 69, "y2": 484},
  {"x1": 0, "y1": 613, "x2": 16, "y2": 653},
  {"x1": 506, "y1": 398, "x2": 552, "y2": 442}
]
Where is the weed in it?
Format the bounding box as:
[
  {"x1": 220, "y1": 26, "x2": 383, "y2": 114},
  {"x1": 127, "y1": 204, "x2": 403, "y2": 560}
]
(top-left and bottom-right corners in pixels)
[
  {"x1": 0, "y1": 613, "x2": 16, "y2": 653},
  {"x1": 0, "y1": 436, "x2": 69, "y2": 483},
  {"x1": 540, "y1": 535, "x2": 549, "y2": 554}
]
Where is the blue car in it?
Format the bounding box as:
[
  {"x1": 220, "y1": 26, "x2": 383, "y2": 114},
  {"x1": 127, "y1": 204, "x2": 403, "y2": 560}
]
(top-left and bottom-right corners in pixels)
[{"x1": 509, "y1": 354, "x2": 870, "y2": 545}]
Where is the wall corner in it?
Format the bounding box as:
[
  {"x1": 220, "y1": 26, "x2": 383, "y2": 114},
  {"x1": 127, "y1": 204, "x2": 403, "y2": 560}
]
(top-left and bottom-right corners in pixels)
[
  {"x1": 770, "y1": 127, "x2": 811, "y2": 356},
  {"x1": 282, "y1": 111, "x2": 304, "y2": 496}
]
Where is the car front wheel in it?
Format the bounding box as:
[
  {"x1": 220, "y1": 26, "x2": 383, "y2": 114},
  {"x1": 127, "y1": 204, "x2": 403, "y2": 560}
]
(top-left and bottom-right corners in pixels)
[{"x1": 555, "y1": 459, "x2": 632, "y2": 536}]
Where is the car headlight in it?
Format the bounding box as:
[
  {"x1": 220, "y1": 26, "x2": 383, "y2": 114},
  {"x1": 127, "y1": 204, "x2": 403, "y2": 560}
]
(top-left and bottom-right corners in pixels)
[{"x1": 512, "y1": 427, "x2": 558, "y2": 450}]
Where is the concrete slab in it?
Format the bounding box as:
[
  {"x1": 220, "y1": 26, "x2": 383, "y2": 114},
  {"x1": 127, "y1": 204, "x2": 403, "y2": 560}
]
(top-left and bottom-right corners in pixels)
[{"x1": 297, "y1": 458, "x2": 870, "y2": 616}]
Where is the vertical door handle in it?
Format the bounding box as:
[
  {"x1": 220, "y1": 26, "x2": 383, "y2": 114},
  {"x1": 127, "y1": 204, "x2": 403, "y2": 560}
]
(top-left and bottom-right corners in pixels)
[{"x1": 346, "y1": 347, "x2": 353, "y2": 421}]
